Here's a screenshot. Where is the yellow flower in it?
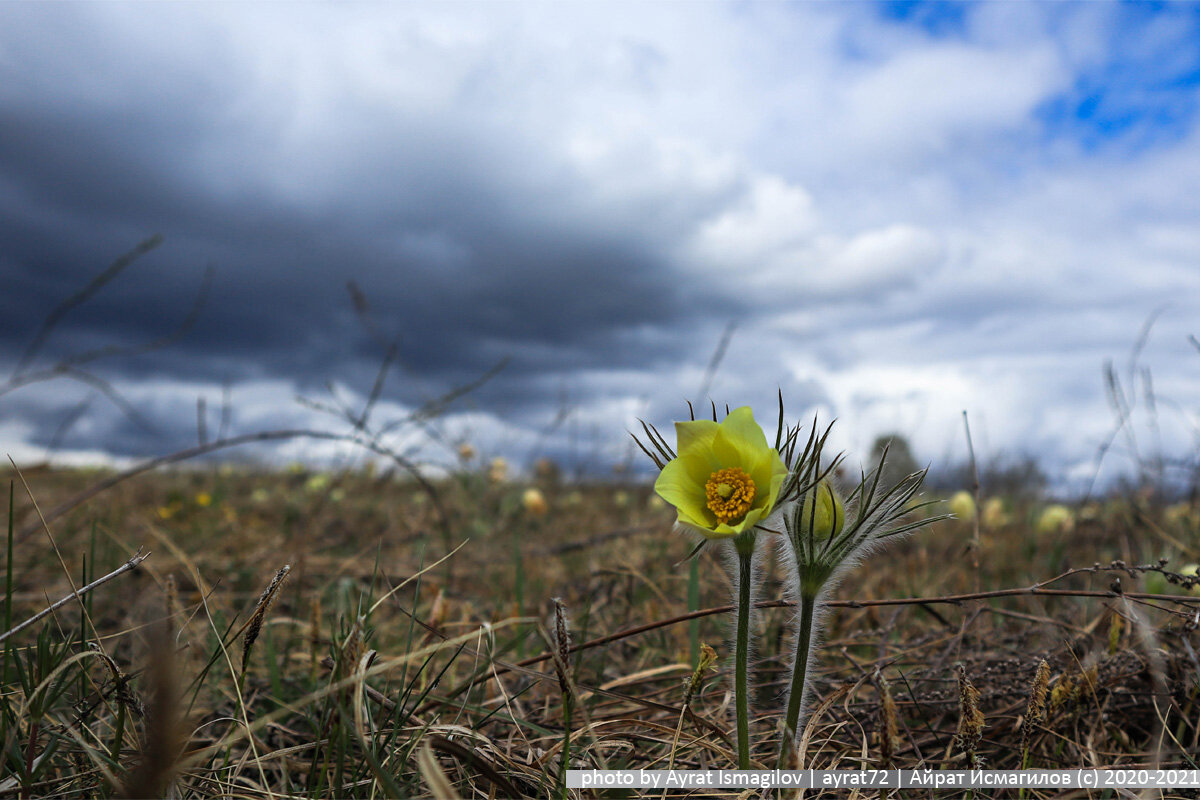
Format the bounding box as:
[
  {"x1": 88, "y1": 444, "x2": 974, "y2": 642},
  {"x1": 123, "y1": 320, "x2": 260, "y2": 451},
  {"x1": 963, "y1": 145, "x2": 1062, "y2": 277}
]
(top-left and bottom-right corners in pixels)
[
  {"x1": 948, "y1": 491, "x2": 976, "y2": 522},
  {"x1": 654, "y1": 407, "x2": 788, "y2": 539},
  {"x1": 982, "y1": 497, "x2": 1010, "y2": 528},
  {"x1": 488, "y1": 457, "x2": 508, "y2": 484},
  {"x1": 1035, "y1": 504, "x2": 1075, "y2": 535},
  {"x1": 522, "y1": 487, "x2": 548, "y2": 516}
]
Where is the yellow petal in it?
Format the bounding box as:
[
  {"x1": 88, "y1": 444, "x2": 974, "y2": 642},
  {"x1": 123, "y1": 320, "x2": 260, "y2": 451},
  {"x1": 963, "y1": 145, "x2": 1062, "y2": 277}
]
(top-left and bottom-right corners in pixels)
[
  {"x1": 655, "y1": 457, "x2": 713, "y2": 526},
  {"x1": 674, "y1": 418, "x2": 720, "y2": 455}
]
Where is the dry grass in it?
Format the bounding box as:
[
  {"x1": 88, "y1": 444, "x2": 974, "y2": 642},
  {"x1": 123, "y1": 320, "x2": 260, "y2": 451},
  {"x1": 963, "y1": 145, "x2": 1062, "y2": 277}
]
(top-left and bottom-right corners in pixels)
[{"x1": 3, "y1": 463, "x2": 1200, "y2": 798}]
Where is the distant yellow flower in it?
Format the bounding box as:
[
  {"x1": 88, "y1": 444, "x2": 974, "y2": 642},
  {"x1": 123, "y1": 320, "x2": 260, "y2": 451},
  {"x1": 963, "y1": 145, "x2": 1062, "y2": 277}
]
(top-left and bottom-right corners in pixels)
[
  {"x1": 195, "y1": 492, "x2": 212, "y2": 508},
  {"x1": 654, "y1": 407, "x2": 788, "y2": 539},
  {"x1": 488, "y1": 457, "x2": 508, "y2": 484},
  {"x1": 982, "y1": 497, "x2": 1010, "y2": 528},
  {"x1": 948, "y1": 491, "x2": 976, "y2": 522},
  {"x1": 522, "y1": 487, "x2": 548, "y2": 516},
  {"x1": 157, "y1": 499, "x2": 183, "y2": 520},
  {"x1": 457, "y1": 442, "x2": 477, "y2": 462},
  {"x1": 1035, "y1": 504, "x2": 1075, "y2": 535}
]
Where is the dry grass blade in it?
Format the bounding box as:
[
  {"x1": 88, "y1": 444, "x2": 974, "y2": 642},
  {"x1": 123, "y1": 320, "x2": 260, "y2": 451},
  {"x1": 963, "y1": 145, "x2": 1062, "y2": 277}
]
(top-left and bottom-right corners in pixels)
[{"x1": 417, "y1": 742, "x2": 462, "y2": 800}]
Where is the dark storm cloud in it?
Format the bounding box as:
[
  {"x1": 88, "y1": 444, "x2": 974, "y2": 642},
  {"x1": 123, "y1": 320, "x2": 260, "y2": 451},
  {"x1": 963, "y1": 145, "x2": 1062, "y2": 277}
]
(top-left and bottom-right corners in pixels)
[{"x1": 0, "y1": 3, "x2": 730, "y2": 425}]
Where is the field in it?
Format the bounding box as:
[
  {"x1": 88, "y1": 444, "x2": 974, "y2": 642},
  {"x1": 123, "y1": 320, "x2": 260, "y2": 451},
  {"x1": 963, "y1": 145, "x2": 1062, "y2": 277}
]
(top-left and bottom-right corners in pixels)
[{"x1": 3, "y1": 457, "x2": 1200, "y2": 799}]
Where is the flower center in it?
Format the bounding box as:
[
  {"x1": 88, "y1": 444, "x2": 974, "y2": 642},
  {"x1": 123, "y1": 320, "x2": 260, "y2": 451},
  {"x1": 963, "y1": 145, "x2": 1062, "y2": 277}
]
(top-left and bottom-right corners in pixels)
[{"x1": 705, "y1": 467, "x2": 756, "y2": 524}]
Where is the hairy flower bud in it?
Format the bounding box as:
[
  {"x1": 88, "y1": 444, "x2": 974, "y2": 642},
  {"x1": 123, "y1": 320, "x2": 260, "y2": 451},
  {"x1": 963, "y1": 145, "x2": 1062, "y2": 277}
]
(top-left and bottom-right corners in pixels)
[{"x1": 794, "y1": 479, "x2": 844, "y2": 542}]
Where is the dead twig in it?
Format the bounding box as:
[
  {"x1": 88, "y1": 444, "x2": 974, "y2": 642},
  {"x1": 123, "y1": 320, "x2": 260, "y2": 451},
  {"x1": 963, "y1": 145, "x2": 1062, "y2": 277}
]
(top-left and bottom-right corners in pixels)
[{"x1": 0, "y1": 549, "x2": 150, "y2": 644}]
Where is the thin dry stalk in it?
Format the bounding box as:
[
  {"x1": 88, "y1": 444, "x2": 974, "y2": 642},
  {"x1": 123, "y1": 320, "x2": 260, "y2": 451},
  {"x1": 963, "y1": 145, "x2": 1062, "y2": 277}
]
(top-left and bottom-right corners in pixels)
[
  {"x1": 308, "y1": 595, "x2": 322, "y2": 680},
  {"x1": 89, "y1": 643, "x2": 145, "y2": 721},
  {"x1": 163, "y1": 574, "x2": 180, "y2": 642},
  {"x1": 961, "y1": 410, "x2": 982, "y2": 593},
  {"x1": 663, "y1": 643, "x2": 717, "y2": 797},
  {"x1": 874, "y1": 670, "x2": 899, "y2": 769},
  {"x1": 0, "y1": 546, "x2": 149, "y2": 645},
  {"x1": 118, "y1": 629, "x2": 183, "y2": 799}
]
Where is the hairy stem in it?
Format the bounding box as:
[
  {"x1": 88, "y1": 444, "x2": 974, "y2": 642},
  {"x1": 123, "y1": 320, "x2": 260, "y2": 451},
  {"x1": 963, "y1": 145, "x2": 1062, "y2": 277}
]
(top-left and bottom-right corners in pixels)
[
  {"x1": 733, "y1": 533, "x2": 755, "y2": 769},
  {"x1": 778, "y1": 590, "x2": 818, "y2": 768}
]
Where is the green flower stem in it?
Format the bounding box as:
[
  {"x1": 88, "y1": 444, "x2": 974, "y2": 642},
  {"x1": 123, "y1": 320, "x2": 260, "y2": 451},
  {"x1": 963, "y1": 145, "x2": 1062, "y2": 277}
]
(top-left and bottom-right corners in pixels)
[
  {"x1": 778, "y1": 589, "x2": 818, "y2": 768},
  {"x1": 733, "y1": 532, "x2": 756, "y2": 770}
]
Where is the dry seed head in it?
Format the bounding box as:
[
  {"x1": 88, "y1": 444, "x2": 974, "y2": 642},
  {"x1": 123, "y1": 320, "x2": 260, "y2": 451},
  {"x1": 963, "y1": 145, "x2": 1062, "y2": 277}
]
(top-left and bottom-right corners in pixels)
[
  {"x1": 1108, "y1": 610, "x2": 1124, "y2": 655},
  {"x1": 954, "y1": 664, "x2": 985, "y2": 768},
  {"x1": 1049, "y1": 672, "x2": 1074, "y2": 710},
  {"x1": 340, "y1": 615, "x2": 367, "y2": 676},
  {"x1": 1020, "y1": 659, "x2": 1051, "y2": 763},
  {"x1": 241, "y1": 564, "x2": 291, "y2": 674},
  {"x1": 874, "y1": 670, "x2": 900, "y2": 769},
  {"x1": 429, "y1": 588, "x2": 448, "y2": 630},
  {"x1": 1079, "y1": 664, "x2": 1099, "y2": 699},
  {"x1": 684, "y1": 643, "x2": 719, "y2": 706},
  {"x1": 552, "y1": 598, "x2": 572, "y2": 698}
]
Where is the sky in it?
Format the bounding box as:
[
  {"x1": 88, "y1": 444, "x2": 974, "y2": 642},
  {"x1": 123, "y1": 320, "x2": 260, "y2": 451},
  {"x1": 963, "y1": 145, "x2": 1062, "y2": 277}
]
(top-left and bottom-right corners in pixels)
[{"x1": 4, "y1": 1, "x2": 1200, "y2": 492}]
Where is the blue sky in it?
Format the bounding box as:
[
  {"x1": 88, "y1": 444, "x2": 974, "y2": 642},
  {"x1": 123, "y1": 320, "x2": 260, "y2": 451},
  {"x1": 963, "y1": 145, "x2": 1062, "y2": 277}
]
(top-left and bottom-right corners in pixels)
[{"x1": 3, "y1": 1, "x2": 1200, "y2": 492}]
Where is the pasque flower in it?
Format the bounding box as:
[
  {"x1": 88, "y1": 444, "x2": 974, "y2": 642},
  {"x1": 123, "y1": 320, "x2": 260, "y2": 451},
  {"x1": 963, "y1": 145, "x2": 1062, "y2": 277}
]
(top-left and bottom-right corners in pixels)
[
  {"x1": 636, "y1": 400, "x2": 945, "y2": 771},
  {"x1": 653, "y1": 406, "x2": 788, "y2": 538},
  {"x1": 636, "y1": 405, "x2": 787, "y2": 770}
]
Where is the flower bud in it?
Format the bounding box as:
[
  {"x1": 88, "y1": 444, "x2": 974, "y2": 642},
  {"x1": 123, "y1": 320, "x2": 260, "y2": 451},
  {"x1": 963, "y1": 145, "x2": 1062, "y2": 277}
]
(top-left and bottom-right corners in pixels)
[{"x1": 794, "y1": 480, "x2": 845, "y2": 541}]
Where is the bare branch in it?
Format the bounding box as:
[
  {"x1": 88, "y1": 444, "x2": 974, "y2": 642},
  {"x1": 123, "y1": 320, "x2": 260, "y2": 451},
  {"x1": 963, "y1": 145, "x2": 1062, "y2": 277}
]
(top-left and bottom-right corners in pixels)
[
  {"x1": 12, "y1": 235, "x2": 164, "y2": 376},
  {"x1": 0, "y1": 550, "x2": 150, "y2": 644}
]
